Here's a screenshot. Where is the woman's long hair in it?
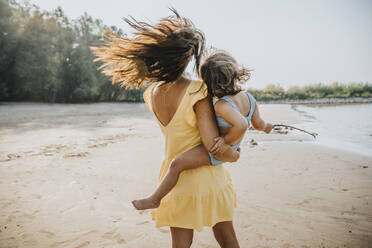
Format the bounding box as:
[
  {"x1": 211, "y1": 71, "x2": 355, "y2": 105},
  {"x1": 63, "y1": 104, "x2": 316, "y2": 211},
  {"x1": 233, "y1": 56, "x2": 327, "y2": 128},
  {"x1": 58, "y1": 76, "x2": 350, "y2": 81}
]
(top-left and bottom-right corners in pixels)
[{"x1": 91, "y1": 8, "x2": 205, "y2": 88}]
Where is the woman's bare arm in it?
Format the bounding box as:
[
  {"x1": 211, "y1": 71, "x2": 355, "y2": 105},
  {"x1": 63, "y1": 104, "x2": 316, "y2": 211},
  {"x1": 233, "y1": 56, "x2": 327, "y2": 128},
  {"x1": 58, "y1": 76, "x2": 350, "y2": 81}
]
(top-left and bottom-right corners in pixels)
[{"x1": 194, "y1": 97, "x2": 239, "y2": 162}]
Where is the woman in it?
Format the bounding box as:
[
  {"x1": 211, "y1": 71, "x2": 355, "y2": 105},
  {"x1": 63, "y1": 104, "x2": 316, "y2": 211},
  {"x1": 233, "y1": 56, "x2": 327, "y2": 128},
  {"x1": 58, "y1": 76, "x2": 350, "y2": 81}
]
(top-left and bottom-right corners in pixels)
[{"x1": 92, "y1": 9, "x2": 240, "y2": 248}]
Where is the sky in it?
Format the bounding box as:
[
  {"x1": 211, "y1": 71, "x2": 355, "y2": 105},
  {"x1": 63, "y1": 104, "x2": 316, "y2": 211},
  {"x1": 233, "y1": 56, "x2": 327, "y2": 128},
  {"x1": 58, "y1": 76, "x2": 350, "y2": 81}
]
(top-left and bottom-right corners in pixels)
[{"x1": 29, "y1": 0, "x2": 372, "y2": 89}]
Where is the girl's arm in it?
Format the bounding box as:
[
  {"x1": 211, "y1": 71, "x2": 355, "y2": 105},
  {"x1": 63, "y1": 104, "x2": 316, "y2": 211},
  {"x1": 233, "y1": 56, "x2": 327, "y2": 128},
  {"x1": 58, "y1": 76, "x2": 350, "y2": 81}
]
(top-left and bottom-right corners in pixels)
[
  {"x1": 214, "y1": 100, "x2": 248, "y2": 145},
  {"x1": 251, "y1": 102, "x2": 273, "y2": 134},
  {"x1": 194, "y1": 97, "x2": 240, "y2": 162}
]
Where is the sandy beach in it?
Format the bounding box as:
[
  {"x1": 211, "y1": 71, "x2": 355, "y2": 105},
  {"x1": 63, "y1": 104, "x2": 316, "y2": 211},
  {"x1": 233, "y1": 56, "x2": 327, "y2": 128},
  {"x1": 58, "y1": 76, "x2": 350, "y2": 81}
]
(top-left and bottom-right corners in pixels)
[{"x1": 0, "y1": 102, "x2": 371, "y2": 248}]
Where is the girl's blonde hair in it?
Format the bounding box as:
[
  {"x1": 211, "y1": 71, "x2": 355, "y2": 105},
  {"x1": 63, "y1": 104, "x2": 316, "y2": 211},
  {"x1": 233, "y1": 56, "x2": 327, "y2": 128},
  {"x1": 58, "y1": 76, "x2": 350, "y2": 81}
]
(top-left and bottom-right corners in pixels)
[{"x1": 200, "y1": 50, "x2": 251, "y2": 97}]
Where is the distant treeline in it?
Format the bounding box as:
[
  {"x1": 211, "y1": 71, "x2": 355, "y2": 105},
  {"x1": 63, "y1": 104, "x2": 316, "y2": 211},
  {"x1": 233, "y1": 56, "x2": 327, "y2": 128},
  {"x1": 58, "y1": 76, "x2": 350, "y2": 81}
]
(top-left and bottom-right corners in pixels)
[
  {"x1": 0, "y1": 0, "x2": 145, "y2": 102},
  {"x1": 248, "y1": 82, "x2": 372, "y2": 101},
  {"x1": 1, "y1": 1, "x2": 371, "y2": 103}
]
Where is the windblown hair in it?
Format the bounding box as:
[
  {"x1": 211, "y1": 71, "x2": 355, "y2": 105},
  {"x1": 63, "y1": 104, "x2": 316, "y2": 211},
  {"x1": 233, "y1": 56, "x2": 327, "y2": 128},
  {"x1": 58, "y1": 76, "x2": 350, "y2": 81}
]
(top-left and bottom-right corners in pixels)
[
  {"x1": 91, "y1": 8, "x2": 205, "y2": 88},
  {"x1": 200, "y1": 49, "x2": 251, "y2": 98}
]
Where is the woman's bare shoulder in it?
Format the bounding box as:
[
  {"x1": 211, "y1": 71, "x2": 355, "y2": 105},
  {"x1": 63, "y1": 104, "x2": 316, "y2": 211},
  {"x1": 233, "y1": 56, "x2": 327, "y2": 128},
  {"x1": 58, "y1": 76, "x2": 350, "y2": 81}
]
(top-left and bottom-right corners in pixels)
[
  {"x1": 188, "y1": 80, "x2": 208, "y2": 107},
  {"x1": 143, "y1": 83, "x2": 158, "y2": 112},
  {"x1": 188, "y1": 80, "x2": 206, "y2": 92}
]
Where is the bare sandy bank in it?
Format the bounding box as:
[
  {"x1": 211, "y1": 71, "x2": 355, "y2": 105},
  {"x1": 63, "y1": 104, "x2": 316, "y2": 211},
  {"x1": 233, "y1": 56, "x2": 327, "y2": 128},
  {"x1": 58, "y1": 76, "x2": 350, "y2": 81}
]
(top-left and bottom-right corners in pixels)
[{"x1": 0, "y1": 103, "x2": 371, "y2": 248}]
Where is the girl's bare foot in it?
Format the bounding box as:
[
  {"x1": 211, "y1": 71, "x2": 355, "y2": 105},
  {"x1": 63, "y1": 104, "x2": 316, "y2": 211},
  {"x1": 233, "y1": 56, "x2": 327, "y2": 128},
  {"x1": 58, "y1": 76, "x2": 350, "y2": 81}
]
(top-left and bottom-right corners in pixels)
[{"x1": 132, "y1": 197, "x2": 160, "y2": 210}]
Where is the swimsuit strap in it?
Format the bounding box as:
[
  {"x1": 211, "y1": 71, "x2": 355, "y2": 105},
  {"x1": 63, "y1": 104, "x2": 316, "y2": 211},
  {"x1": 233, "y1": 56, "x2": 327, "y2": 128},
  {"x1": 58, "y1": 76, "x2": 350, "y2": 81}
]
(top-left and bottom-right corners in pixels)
[
  {"x1": 215, "y1": 96, "x2": 238, "y2": 127},
  {"x1": 245, "y1": 92, "x2": 255, "y2": 121},
  {"x1": 215, "y1": 93, "x2": 255, "y2": 127},
  {"x1": 220, "y1": 96, "x2": 239, "y2": 111}
]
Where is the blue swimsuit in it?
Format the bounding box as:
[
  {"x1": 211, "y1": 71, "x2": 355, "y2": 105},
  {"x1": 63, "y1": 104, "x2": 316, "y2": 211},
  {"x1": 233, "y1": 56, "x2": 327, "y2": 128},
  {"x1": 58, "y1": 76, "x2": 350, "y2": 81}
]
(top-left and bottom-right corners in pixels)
[{"x1": 209, "y1": 92, "x2": 256, "y2": 165}]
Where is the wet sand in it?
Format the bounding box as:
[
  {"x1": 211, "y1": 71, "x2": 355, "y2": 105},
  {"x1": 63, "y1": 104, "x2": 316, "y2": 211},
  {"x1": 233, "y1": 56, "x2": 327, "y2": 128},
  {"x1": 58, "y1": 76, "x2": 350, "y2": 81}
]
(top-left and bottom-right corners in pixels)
[{"x1": 0, "y1": 102, "x2": 371, "y2": 248}]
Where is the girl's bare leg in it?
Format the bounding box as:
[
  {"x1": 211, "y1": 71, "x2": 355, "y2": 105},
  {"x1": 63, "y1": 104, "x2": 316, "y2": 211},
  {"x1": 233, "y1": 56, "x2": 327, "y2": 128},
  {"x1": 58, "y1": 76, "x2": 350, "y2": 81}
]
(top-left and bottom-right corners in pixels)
[
  {"x1": 132, "y1": 144, "x2": 210, "y2": 210},
  {"x1": 171, "y1": 227, "x2": 193, "y2": 248},
  {"x1": 212, "y1": 221, "x2": 240, "y2": 248}
]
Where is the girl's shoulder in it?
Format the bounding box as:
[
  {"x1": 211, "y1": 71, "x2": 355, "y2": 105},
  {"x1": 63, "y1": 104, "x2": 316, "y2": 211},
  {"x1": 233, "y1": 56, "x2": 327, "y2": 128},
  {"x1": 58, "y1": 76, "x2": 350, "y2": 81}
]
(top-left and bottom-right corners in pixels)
[
  {"x1": 214, "y1": 91, "x2": 256, "y2": 115},
  {"x1": 214, "y1": 92, "x2": 241, "y2": 108},
  {"x1": 214, "y1": 95, "x2": 238, "y2": 116},
  {"x1": 232, "y1": 91, "x2": 256, "y2": 105}
]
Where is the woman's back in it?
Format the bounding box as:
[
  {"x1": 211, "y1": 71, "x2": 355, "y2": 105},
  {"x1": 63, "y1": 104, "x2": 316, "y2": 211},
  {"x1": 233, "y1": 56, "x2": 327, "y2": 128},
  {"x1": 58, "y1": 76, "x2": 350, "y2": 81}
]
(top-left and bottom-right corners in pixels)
[
  {"x1": 144, "y1": 80, "x2": 208, "y2": 163},
  {"x1": 150, "y1": 79, "x2": 190, "y2": 127}
]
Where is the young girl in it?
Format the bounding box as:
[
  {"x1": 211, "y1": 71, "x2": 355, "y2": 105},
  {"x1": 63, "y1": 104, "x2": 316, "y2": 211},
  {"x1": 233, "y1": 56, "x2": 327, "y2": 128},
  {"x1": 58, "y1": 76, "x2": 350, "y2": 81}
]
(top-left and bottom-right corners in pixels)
[{"x1": 132, "y1": 50, "x2": 274, "y2": 210}]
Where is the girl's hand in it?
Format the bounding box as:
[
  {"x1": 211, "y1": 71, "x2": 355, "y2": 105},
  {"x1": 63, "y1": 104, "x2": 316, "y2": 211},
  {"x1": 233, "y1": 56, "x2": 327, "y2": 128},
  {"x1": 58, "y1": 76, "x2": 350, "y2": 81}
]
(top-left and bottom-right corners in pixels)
[
  {"x1": 210, "y1": 137, "x2": 228, "y2": 155},
  {"x1": 210, "y1": 137, "x2": 240, "y2": 162},
  {"x1": 264, "y1": 123, "x2": 274, "y2": 134}
]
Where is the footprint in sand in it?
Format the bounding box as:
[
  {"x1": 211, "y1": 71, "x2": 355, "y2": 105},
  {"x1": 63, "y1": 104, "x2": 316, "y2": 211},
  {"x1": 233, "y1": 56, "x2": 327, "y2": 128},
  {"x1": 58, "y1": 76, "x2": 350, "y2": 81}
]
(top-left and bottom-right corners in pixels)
[
  {"x1": 21, "y1": 233, "x2": 32, "y2": 239},
  {"x1": 63, "y1": 151, "x2": 89, "y2": 158},
  {"x1": 88, "y1": 143, "x2": 108, "y2": 148},
  {"x1": 49, "y1": 237, "x2": 79, "y2": 248},
  {"x1": 136, "y1": 221, "x2": 149, "y2": 225},
  {"x1": 22, "y1": 210, "x2": 39, "y2": 220},
  {"x1": 111, "y1": 216, "x2": 122, "y2": 223},
  {"x1": 239, "y1": 223, "x2": 251, "y2": 229},
  {"x1": 257, "y1": 233, "x2": 276, "y2": 241},
  {"x1": 158, "y1": 228, "x2": 170, "y2": 233},
  {"x1": 2, "y1": 201, "x2": 13, "y2": 209},
  {"x1": 73, "y1": 241, "x2": 90, "y2": 248},
  {"x1": 23, "y1": 239, "x2": 38, "y2": 246},
  {"x1": 32, "y1": 194, "x2": 42, "y2": 199},
  {"x1": 89, "y1": 203, "x2": 96, "y2": 211},
  {"x1": 137, "y1": 209, "x2": 151, "y2": 215},
  {"x1": 1, "y1": 153, "x2": 21, "y2": 162},
  {"x1": 38, "y1": 229, "x2": 56, "y2": 238},
  {"x1": 102, "y1": 228, "x2": 126, "y2": 244},
  {"x1": 281, "y1": 243, "x2": 296, "y2": 248},
  {"x1": 6, "y1": 215, "x2": 16, "y2": 223},
  {"x1": 42, "y1": 144, "x2": 69, "y2": 156},
  {"x1": 102, "y1": 228, "x2": 118, "y2": 239}
]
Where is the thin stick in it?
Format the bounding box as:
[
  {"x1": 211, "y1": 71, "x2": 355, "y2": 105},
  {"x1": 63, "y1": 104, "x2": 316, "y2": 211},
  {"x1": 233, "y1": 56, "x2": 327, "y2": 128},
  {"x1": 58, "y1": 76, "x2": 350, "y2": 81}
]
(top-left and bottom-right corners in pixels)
[{"x1": 273, "y1": 124, "x2": 318, "y2": 139}]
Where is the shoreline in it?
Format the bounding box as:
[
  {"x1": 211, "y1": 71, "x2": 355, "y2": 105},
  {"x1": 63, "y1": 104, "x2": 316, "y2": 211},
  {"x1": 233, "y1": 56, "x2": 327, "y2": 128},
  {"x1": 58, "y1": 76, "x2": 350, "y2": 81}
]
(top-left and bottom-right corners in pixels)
[{"x1": 258, "y1": 97, "x2": 372, "y2": 105}]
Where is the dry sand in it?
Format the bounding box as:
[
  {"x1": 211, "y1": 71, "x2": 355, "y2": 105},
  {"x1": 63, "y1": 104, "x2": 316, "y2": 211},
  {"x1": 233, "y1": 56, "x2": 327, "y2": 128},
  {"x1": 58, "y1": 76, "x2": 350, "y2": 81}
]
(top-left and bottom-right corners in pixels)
[{"x1": 0, "y1": 102, "x2": 371, "y2": 248}]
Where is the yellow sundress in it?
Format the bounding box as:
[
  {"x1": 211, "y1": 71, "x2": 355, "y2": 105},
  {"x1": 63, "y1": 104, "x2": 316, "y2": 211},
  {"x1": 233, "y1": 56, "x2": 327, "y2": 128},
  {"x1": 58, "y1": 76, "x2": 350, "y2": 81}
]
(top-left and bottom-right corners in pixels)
[{"x1": 143, "y1": 80, "x2": 236, "y2": 232}]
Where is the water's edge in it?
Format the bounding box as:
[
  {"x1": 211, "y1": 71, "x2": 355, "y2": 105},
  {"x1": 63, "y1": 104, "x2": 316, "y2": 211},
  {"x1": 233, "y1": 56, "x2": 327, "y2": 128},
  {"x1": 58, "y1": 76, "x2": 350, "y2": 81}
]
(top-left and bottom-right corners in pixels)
[
  {"x1": 258, "y1": 97, "x2": 372, "y2": 105},
  {"x1": 291, "y1": 103, "x2": 372, "y2": 157}
]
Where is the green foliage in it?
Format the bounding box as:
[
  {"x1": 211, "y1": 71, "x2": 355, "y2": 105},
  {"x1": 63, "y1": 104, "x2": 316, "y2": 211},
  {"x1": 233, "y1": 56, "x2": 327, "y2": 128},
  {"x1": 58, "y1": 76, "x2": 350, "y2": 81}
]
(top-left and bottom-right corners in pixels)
[
  {"x1": 248, "y1": 84, "x2": 286, "y2": 101},
  {"x1": 0, "y1": 1, "x2": 370, "y2": 103},
  {"x1": 0, "y1": 0, "x2": 144, "y2": 102},
  {"x1": 248, "y1": 82, "x2": 372, "y2": 101}
]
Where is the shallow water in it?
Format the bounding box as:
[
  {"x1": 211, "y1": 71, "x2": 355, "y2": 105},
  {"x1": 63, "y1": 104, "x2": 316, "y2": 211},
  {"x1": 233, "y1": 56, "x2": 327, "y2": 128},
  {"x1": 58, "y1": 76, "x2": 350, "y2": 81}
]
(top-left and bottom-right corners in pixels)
[{"x1": 295, "y1": 103, "x2": 372, "y2": 157}]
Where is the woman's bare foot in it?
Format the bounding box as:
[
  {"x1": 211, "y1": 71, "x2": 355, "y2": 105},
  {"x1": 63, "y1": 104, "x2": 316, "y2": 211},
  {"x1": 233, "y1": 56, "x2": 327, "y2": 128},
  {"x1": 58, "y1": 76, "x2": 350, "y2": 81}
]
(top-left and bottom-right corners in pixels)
[{"x1": 132, "y1": 197, "x2": 160, "y2": 210}]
